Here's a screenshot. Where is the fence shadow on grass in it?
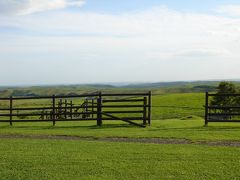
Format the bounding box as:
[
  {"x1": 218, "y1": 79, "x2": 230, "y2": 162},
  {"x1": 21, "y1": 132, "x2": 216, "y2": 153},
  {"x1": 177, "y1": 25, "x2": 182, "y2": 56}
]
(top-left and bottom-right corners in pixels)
[
  {"x1": 148, "y1": 125, "x2": 240, "y2": 132},
  {"x1": 0, "y1": 121, "x2": 239, "y2": 132},
  {"x1": 0, "y1": 123, "x2": 136, "y2": 130},
  {"x1": 42, "y1": 123, "x2": 135, "y2": 129}
]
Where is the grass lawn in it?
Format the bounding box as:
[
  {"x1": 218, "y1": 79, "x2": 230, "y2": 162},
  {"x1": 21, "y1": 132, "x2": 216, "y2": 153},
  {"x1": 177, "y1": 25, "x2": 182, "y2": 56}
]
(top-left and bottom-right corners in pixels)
[
  {"x1": 0, "y1": 92, "x2": 225, "y2": 141},
  {"x1": 0, "y1": 119, "x2": 240, "y2": 180},
  {"x1": 0, "y1": 138, "x2": 240, "y2": 180},
  {"x1": 0, "y1": 93, "x2": 240, "y2": 179},
  {"x1": 0, "y1": 118, "x2": 240, "y2": 141}
]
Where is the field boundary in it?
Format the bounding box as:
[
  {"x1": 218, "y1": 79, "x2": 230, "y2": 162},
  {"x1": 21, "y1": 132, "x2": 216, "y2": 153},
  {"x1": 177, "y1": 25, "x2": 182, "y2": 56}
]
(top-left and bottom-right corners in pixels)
[
  {"x1": 205, "y1": 92, "x2": 240, "y2": 125},
  {"x1": 0, "y1": 92, "x2": 151, "y2": 127}
]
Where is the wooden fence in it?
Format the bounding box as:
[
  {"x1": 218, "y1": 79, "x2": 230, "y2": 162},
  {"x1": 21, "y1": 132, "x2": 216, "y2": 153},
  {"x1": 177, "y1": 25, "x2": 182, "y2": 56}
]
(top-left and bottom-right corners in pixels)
[
  {"x1": 205, "y1": 92, "x2": 240, "y2": 125},
  {"x1": 0, "y1": 92, "x2": 151, "y2": 127}
]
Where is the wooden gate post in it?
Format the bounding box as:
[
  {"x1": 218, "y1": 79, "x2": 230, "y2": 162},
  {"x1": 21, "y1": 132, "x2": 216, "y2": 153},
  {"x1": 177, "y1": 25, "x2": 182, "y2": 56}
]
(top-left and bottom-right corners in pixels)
[
  {"x1": 205, "y1": 92, "x2": 209, "y2": 126},
  {"x1": 143, "y1": 97, "x2": 147, "y2": 126},
  {"x1": 70, "y1": 100, "x2": 73, "y2": 120},
  {"x1": 64, "y1": 99, "x2": 67, "y2": 119},
  {"x1": 9, "y1": 96, "x2": 13, "y2": 126},
  {"x1": 97, "y1": 92, "x2": 102, "y2": 126},
  {"x1": 52, "y1": 95, "x2": 56, "y2": 126},
  {"x1": 92, "y1": 99, "x2": 94, "y2": 118},
  {"x1": 148, "y1": 91, "x2": 152, "y2": 125}
]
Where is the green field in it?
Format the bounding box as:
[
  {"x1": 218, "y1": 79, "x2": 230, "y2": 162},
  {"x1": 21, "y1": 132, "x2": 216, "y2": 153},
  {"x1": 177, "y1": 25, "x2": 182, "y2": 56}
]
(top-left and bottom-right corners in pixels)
[
  {"x1": 152, "y1": 93, "x2": 204, "y2": 119},
  {"x1": 0, "y1": 92, "x2": 240, "y2": 179},
  {"x1": 1, "y1": 119, "x2": 240, "y2": 141},
  {"x1": 1, "y1": 119, "x2": 240, "y2": 179},
  {"x1": 0, "y1": 138, "x2": 240, "y2": 180}
]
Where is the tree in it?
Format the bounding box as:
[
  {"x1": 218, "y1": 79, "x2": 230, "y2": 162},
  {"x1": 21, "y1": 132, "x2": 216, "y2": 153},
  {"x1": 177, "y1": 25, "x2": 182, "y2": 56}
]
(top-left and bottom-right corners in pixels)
[
  {"x1": 210, "y1": 82, "x2": 237, "y2": 106},
  {"x1": 210, "y1": 82, "x2": 240, "y2": 120}
]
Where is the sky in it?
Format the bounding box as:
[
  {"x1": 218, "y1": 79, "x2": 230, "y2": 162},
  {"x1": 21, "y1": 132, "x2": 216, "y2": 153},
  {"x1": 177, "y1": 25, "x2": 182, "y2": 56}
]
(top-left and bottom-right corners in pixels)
[{"x1": 0, "y1": 0, "x2": 240, "y2": 85}]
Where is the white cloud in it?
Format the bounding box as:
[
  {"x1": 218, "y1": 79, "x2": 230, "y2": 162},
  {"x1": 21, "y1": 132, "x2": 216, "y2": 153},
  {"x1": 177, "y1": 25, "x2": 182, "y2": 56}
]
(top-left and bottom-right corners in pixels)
[
  {"x1": 216, "y1": 5, "x2": 240, "y2": 17},
  {"x1": 0, "y1": 0, "x2": 85, "y2": 15},
  {"x1": 0, "y1": 6, "x2": 240, "y2": 84},
  {"x1": 146, "y1": 48, "x2": 233, "y2": 61},
  {"x1": 3, "y1": 6, "x2": 239, "y2": 56}
]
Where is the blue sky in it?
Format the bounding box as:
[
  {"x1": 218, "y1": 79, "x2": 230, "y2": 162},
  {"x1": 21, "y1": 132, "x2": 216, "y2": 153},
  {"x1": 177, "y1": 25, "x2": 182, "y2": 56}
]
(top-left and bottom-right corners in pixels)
[
  {"x1": 0, "y1": 0, "x2": 240, "y2": 85},
  {"x1": 77, "y1": 0, "x2": 240, "y2": 14},
  {"x1": 80, "y1": 0, "x2": 239, "y2": 12}
]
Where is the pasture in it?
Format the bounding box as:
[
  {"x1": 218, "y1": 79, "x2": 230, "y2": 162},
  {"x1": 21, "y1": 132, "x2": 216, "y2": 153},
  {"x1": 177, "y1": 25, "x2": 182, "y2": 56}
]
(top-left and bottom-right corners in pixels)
[
  {"x1": 0, "y1": 92, "x2": 240, "y2": 179},
  {"x1": 1, "y1": 119, "x2": 240, "y2": 141},
  {"x1": 1, "y1": 138, "x2": 240, "y2": 180}
]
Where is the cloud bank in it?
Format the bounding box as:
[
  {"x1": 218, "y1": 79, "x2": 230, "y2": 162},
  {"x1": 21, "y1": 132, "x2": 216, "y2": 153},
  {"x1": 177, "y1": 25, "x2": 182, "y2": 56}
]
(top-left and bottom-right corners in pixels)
[
  {"x1": 216, "y1": 5, "x2": 240, "y2": 17},
  {"x1": 0, "y1": 4, "x2": 240, "y2": 84},
  {"x1": 0, "y1": 0, "x2": 85, "y2": 15},
  {"x1": 2, "y1": 6, "x2": 239, "y2": 57}
]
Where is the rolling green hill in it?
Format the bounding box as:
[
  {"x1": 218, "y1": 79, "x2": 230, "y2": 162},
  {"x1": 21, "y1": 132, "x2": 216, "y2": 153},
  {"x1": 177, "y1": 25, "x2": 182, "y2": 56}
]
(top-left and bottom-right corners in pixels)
[{"x1": 1, "y1": 80, "x2": 240, "y2": 98}]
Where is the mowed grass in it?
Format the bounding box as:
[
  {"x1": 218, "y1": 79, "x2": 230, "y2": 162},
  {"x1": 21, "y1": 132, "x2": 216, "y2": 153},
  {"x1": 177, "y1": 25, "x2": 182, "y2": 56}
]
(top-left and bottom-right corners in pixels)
[
  {"x1": 0, "y1": 93, "x2": 240, "y2": 179},
  {"x1": 0, "y1": 118, "x2": 240, "y2": 141},
  {"x1": 0, "y1": 138, "x2": 240, "y2": 180}
]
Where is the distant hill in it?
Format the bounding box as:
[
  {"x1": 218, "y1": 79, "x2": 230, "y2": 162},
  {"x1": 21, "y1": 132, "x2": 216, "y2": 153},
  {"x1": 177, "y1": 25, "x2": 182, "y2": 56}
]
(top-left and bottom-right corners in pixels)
[
  {"x1": 120, "y1": 81, "x2": 221, "y2": 88},
  {"x1": 0, "y1": 80, "x2": 240, "y2": 97}
]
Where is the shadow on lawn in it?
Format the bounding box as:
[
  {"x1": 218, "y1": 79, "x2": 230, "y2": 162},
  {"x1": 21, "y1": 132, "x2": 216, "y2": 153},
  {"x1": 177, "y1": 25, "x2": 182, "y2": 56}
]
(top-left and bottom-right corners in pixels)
[
  {"x1": 0, "y1": 123, "x2": 135, "y2": 130},
  {"x1": 148, "y1": 125, "x2": 240, "y2": 132},
  {"x1": 0, "y1": 121, "x2": 240, "y2": 131},
  {"x1": 47, "y1": 123, "x2": 135, "y2": 129},
  {"x1": 150, "y1": 119, "x2": 240, "y2": 131}
]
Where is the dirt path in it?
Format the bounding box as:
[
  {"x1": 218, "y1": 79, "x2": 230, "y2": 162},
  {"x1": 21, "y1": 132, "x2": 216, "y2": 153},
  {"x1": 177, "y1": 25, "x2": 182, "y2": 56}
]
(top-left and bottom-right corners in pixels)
[{"x1": 0, "y1": 134, "x2": 240, "y2": 147}]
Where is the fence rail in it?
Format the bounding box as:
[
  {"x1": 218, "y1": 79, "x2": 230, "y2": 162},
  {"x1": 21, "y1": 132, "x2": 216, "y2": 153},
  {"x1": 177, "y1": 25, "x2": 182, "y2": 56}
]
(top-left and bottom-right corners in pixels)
[
  {"x1": 205, "y1": 92, "x2": 240, "y2": 125},
  {"x1": 0, "y1": 92, "x2": 151, "y2": 127}
]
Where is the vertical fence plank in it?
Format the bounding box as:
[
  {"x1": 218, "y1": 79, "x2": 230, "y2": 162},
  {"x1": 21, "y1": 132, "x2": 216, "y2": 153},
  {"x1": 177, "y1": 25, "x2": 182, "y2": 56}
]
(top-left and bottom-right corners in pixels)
[
  {"x1": 92, "y1": 99, "x2": 94, "y2": 118},
  {"x1": 85, "y1": 99, "x2": 89, "y2": 118},
  {"x1": 70, "y1": 100, "x2": 73, "y2": 120},
  {"x1": 97, "y1": 92, "x2": 102, "y2": 126},
  {"x1": 148, "y1": 91, "x2": 152, "y2": 125},
  {"x1": 143, "y1": 97, "x2": 147, "y2": 126},
  {"x1": 9, "y1": 96, "x2": 13, "y2": 126},
  {"x1": 205, "y1": 92, "x2": 209, "y2": 126},
  {"x1": 52, "y1": 95, "x2": 56, "y2": 126},
  {"x1": 64, "y1": 99, "x2": 67, "y2": 119}
]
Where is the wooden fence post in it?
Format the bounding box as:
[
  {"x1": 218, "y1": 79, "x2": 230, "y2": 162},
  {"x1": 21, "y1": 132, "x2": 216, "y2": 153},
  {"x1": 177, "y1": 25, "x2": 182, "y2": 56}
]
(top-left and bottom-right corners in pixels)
[
  {"x1": 148, "y1": 91, "x2": 152, "y2": 125},
  {"x1": 64, "y1": 99, "x2": 67, "y2": 119},
  {"x1": 70, "y1": 100, "x2": 73, "y2": 120},
  {"x1": 143, "y1": 97, "x2": 147, "y2": 126},
  {"x1": 9, "y1": 96, "x2": 13, "y2": 126},
  {"x1": 97, "y1": 92, "x2": 102, "y2": 126},
  {"x1": 85, "y1": 99, "x2": 89, "y2": 118},
  {"x1": 205, "y1": 92, "x2": 209, "y2": 126},
  {"x1": 52, "y1": 95, "x2": 56, "y2": 126},
  {"x1": 92, "y1": 99, "x2": 94, "y2": 118},
  {"x1": 58, "y1": 99, "x2": 62, "y2": 119}
]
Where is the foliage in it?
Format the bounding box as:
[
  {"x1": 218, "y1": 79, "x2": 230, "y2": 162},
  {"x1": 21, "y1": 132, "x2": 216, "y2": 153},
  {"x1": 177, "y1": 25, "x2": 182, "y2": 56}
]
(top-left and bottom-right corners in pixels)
[{"x1": 210, "y1": 81, "x2": 240, "y2": 106}]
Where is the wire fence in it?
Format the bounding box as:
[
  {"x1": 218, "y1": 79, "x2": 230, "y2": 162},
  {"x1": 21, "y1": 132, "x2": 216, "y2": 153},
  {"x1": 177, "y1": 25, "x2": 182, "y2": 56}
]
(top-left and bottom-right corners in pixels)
[{"x1": 151, "y1": 105, "x2": 203, "y2": 110}]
